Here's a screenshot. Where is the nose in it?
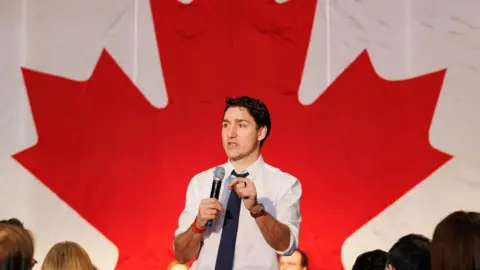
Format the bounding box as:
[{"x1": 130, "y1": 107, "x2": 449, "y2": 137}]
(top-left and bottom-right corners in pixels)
[{"x1": 227, "y1": 124, "x2": 237, "y2": 138}]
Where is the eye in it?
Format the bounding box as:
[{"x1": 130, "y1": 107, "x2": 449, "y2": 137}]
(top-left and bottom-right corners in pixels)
[
  {"x1": 222, "y1": 123, "x2": 228, "y2": 128},
  {"x1": 239, "y1": 124, "x2": 246, "y2": 128}
]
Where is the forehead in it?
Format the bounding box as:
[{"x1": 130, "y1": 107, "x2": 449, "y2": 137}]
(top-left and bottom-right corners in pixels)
[{"x1": 223, "y1": 106, "x2": 254, "y2": 121}]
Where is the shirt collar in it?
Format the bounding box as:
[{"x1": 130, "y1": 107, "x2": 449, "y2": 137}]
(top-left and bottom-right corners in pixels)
[{"x1": 224, "y1": 155, "x2": 264, "y2": 180}]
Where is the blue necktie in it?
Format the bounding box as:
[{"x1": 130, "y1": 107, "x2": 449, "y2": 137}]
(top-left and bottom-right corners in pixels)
[{"x1": 215, "y1": 170, "x2": 249, "y2": 270}]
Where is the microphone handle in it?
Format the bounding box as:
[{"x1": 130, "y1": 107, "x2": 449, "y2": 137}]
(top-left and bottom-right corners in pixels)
[{"x1": 207, "y1": 179, "x2": 222, "y2": 227}]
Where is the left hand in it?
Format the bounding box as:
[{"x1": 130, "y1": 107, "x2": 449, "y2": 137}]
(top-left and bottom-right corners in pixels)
[{"x1": 228, "y1": 177, "x2": 257, "y2": 211}]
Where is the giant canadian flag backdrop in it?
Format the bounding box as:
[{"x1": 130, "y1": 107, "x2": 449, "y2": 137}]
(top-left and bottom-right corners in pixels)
[{"x1": 1, "y1": 0, "x2": 480, "y2": 269}]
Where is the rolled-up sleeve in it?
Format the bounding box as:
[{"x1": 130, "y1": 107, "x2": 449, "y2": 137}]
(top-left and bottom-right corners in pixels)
[
  {"x1": 174, "y1": 175, "x2": 201, "y2": 237},
  {"x1": 275, "y1": 178, "x2": 302, "y2": 256}
]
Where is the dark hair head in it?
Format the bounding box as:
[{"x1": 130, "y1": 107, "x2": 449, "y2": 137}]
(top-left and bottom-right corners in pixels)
[
  {"x1": 0, "y1": 218, "x2": 24, "y2": 229},
  {"x1": 295, "y1": 249, "x2": 308, "y2": 267},
  {"x1": 224, "y1": 96, "x2": 271, "y2": 147},
  {"x1": 387, "y1": 234, "x2": 431, "y2": 270},
  {"x1": 0, "y1": 223, "x2": 35, "y2": 270},
  {"x1": 431, "y1": 211, "x2": 480, "y2": 270},
  {"x1": 353, "y1": 249, "x2": 388, "y2": 270}
]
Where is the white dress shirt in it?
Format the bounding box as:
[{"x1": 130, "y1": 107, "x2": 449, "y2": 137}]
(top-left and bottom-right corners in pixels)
[{"x1": 174, "y1": 156, "x2": 302, "y2": 270}]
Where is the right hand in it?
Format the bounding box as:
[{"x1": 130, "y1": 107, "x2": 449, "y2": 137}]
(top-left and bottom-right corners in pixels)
[{"x1": 196, "y1": 198, "x2": 225, "y2": 229}]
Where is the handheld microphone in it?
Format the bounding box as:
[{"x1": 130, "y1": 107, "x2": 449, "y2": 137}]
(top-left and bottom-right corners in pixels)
[{"x1": 207, "y1": 166, "x2": 226, "y2": 227}]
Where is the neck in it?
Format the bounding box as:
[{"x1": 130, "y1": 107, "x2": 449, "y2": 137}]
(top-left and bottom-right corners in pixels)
[{"x1": 230, "y1": 148, "x2": 261, "y2": 172}]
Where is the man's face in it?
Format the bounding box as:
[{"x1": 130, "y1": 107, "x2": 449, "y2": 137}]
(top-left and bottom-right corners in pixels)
[
  {"x1": 222, "y1": 106, "x2": 265, "y2": 161},
  {"x1": 279, "y1": 251, "x2": 305, "y2": 270}
]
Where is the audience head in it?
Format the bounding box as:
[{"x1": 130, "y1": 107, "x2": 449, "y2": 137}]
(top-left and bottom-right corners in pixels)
[
  {"x1": 0, "y1": 219, "x2": 24, "y2": 229},
  {"x1": 279, "y1": 249, "x2": 308, "y2": 270},
  {"x1": 41, "y1": 241, "x2": 94, "y2": 270},
  {"x1": 386, "y1": 234, "x2": 431, "y2": 270},
  {"x1": 431, "y1": 210, "x2": 480, "y2": 270},
  {"x1": 167, "y1": 261, "x2": 190, "y2": 270},
  {"x1": 0, "y1": 223, "x2": 35, "y2": 270},
  {"x1": 352, "y1": 249, "x2": 387, "y2": 270},
  {"x1": 4, "y1": 211, "x2": 479, "y2": 270}
]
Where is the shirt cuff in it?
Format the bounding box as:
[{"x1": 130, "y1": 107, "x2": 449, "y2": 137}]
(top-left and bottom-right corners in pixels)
[{"x1": 275, "y1": 224, "x2": 298, "y2": 256}]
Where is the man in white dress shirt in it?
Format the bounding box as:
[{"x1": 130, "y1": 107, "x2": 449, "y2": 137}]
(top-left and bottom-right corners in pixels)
[{"x1": 173, "y1": 96, "x2": 302, "y2": 270}]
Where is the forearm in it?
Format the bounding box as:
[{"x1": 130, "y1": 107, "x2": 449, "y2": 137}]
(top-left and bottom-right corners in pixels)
[
  {"x1": 173, "y1": 227, "x2": 203, "y2": 264},
  {"x1": 255, "y1": 214, "x2": 291, "y2": 252}
]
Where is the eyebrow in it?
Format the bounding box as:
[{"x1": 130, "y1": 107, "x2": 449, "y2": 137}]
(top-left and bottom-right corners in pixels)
[{"x1": 223, "y1": 119, "x2": 251, "y2": 124}]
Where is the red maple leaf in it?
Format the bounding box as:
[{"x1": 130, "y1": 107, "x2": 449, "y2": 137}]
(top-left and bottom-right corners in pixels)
[{"x1": 14, "y1": 0, "x2": 451, "y2": 268}]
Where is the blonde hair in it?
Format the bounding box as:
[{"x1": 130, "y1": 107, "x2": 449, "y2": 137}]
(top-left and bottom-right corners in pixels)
[
  {"x1": 0, "y1": 223, "x2": 35, "y2": 270},
  {"x1": 167, "y1": 261, "x2": 189, "y2": 270},
  {"x1": 41, "y1": 241, "x2": 93, "y2": 270}
]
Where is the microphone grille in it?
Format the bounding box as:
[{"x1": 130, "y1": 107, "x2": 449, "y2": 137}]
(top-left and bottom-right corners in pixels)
[{"x1": 213, "y1": 166, "x2": 226, "y2": 180}]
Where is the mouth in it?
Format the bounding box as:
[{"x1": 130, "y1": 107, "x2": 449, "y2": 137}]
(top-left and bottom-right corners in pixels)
[{"x1": 227, "y1": 142, "x2": 238, "y2": 149}]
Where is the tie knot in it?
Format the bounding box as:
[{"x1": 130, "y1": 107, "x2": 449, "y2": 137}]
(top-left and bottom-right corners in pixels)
[{"x1": 231, "y1": 170, "x2": 249, "y2": 178}]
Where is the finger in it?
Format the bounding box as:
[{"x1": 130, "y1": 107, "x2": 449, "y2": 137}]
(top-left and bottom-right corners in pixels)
[
  {"x1": 201, "y1": 199, "x2": 220, "y2": 208},
  {"x1": 230, "y1": 179, "x2": 247, "y2": 190},
  {"x1": 235, "y1": 181, "x2": 247, "y2": 189},
  {"x1": 202, "y1": 198, "x2": 219, "y2": 204},
  {"x1": 235, "y1": 186, "x2": 253, "y2": 193},
  {"x1": 235, "y1": 187, "x2": 247, "y2": 194},
  {"x1": 241, "y1": 177, "x2": 253, "y2": 185},
  {"x1": 228, "y1": 179, "x2": 240, "y2": 189},
  {"x1": 214, "y1": 201, "x2": 225, "y2": 212},
  {"x1": 199, "y1": 200, "x2": 211, "y2": 208},
  {"x1": 201, "y1": 209, "x2": 218, "y2": 217},
  {"x1": 202, "y1": 214, "x2": 218, "y2": 221},
  {"x1": 203, "y1": 201, "x2": 224, "y2": 212},
  {"x1": 235, "y1": 188, "x2": 251, "y2": 199},
  {"x1": 199, "y1": 210, "x2": 218, "y2": 218}
]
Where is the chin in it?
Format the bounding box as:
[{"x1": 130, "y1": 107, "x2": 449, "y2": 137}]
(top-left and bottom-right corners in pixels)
[
  {"x1": 227, "y1": 154, "x2": 242, "y2": 161},
  {"x1": 226, "y1": 151, "x2": 243, "y2": 161}
]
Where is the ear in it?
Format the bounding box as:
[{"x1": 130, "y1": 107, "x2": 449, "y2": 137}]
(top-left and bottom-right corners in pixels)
[{"x1": 257, "y1": 126, "x2": 267, "y2": 141}]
